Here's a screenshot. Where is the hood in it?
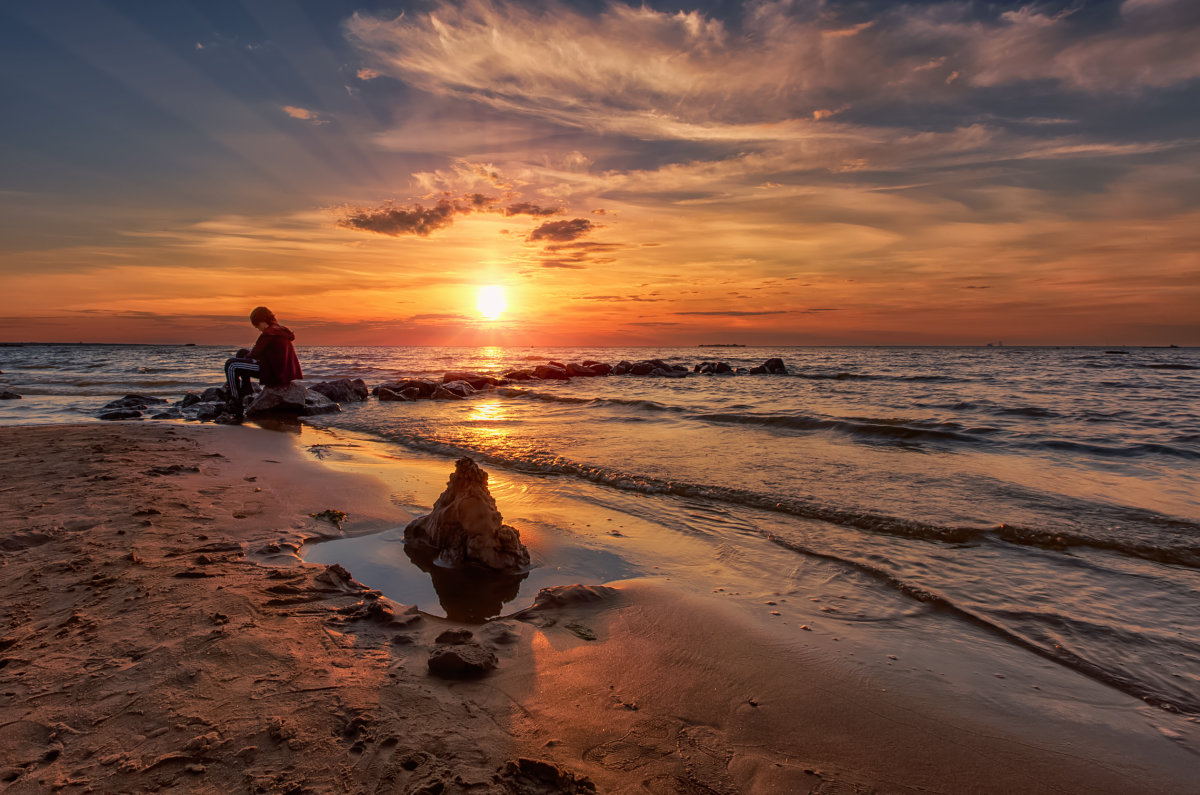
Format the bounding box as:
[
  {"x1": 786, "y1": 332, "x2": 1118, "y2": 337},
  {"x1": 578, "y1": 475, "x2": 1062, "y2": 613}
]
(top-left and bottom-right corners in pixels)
[{"x1": 261, "y1": 324, "x2": 295, "y2": 341}]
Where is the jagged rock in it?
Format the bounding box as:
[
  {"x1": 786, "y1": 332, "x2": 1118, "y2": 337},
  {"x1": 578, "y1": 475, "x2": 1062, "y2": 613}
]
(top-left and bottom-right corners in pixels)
[
  {"x1": 749, "y1": 357, "x2": 788, "y2": 375},
  {"x1": 200, "y1": 386, "x2": 226, "y2": 403},
  {"x1": 522, "y1": 584, "x2": 620, "y2": 612},
  {"x1": 180, "y1": 393, "x2": 202, "y2": 408},
  {"x1": 440, "y1": 380, "x2": 476, "y2": 398},
  {"x1": 376, "y1": 386, "x2": 413, "y2": 401},
  {"x1": 309, "y1": 378, "x2": 368, "y2": 404},
  {"x1": 248, "y1": 383, "x2": 306, "y2": 414},
  {"x1": 405, "y1": 457, "x2": 531, "y2": 573},
  {"x1": 629, "y1": 361, "x2": 655, "y2": 375},
  {"x1": 427, "y1": 642, "x2": 498, "y2": 678},
  {"x1": 695, "y1": 361, "x2": 733, "y2": 374},
  {"x1": 99, "y1": 409, "x2": 142, "y2": 420},
  {"x1": 612, "y1": 360, "x2": 633, "y2": 375},
  {"x1": 431, "y1": 386, "x2": 465, "y2": 400},
  {"x1": 533, "y1": 364, "x2": 569, "y2": 380},
  {"x1": 0, "y1": 390, "x2": 20, "y2": 400},
  {"x1": 444, "y1": 371, "x2": 500, "y2": 389}
]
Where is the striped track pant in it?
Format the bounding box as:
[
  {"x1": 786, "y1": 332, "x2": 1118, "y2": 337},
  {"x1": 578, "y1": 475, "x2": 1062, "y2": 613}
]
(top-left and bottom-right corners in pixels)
[{"x1": 224, "y1": 359, "x2": 260, "y2": 405}]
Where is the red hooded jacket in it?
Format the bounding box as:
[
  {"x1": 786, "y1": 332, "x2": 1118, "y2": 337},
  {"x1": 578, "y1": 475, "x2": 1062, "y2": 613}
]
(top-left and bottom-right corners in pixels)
[{"x1": 249, "y1": 324, "x2": 303, "y2": 386}]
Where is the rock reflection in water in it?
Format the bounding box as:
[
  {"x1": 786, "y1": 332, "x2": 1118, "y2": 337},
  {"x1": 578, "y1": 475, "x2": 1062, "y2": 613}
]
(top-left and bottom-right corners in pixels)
[{"x1": 404, "y1": 545, "x2": 528, "y2": 623}]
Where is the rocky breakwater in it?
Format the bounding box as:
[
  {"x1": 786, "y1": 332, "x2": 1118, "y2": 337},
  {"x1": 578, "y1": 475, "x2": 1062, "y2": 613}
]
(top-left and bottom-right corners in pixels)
[{"x1": 94, "y1": 377, "x2": 368, "y2": 423}]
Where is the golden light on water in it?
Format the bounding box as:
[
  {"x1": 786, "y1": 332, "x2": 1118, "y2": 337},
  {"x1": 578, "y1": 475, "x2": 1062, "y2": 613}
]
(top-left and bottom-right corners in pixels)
[{"x1": 477, "y1": 285, "x2": 506, "y2": 320}]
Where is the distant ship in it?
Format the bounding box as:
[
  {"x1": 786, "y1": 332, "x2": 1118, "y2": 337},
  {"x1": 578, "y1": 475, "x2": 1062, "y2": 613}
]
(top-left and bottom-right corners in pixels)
[{"x1": 985, "y1": 341, "x2": 1004, "y2": 347}]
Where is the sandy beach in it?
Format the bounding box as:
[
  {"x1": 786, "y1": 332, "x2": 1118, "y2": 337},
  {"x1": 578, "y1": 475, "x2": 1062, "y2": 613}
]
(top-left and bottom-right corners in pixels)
[{"x1": 1, "y1": 421, "x2": 1196, "y2": 794}]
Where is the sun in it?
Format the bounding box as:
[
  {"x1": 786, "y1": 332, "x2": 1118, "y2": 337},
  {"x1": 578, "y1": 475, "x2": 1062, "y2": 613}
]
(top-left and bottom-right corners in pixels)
[{"x1": 476, "y1": 285, "x2": 506, "y2": 320}]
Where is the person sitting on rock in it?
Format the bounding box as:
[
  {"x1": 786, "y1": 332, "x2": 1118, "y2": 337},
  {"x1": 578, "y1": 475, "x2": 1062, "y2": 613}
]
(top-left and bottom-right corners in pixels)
[{"x1": 223, "y1": 306, "x2": 304, "y2": 418}]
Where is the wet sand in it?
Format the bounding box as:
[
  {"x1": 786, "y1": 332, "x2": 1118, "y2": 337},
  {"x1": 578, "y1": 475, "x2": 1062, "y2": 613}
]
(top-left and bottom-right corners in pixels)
[{"x1": 0, "y1": 422, "x2": 1195, "y2": 793}]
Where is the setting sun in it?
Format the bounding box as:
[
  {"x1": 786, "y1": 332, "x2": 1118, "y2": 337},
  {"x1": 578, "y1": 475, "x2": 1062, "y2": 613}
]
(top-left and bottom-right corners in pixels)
[{"x1": 476, "y1": 285, "x2": 506, "y2": 320}]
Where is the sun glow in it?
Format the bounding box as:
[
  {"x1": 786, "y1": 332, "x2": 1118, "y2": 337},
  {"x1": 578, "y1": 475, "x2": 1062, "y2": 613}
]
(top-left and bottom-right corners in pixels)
[{"x1": 476, "y1": 285, "x2": 506, "y2": 320}]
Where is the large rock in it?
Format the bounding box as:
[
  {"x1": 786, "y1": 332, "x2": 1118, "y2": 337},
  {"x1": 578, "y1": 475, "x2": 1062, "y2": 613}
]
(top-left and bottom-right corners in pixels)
[
  {"x1": 404, "y1": 457, "x2": 531, "y2": 573},
  {"x1": 565, "y1": 363, "x2": 600, "y2": 377},
  {"x1": 246, "y1": 383, "x2": 340, "y2": 416},
  {"x1": 502, "y1": 369, "x2": 535, "y2": 381},
  {"x1": 309, "y1": 378, "x2": 368, "y2": 404},
  {"x1": 533, "y1": 364, "x2": 569, "y2": 380}
]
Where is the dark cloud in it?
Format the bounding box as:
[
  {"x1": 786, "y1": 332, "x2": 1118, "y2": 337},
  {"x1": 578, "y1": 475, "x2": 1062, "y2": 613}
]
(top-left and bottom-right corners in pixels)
[
  {"x1": 674, "y1": 310, "x2": 792, "y2": 316},
  {"x1": 338, "y1": 198, "x2": 462, "y2": 236},
  {"x1": 529, "y1": 218, "x2": 594, "y2": 242},
  {"x1": 338, "y1": 193, "x2": 504, "y2": 236},
  {"x1": 505, "y1": 202, "x2": 559, "y2": 216}
]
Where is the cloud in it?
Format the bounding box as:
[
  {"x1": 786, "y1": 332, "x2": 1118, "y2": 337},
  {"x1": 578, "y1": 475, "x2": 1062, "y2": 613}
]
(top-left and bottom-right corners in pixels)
[
  {"x1": 346, "y1": 0, "x2": 1200, "y2": 148},
  {"x1": 529, "y1": 218, "x2": 594, "y2": 242},
  {"x1": 336, "y1": 193, "x2": 501, "y2": 237},
  {"x1": 281, "y1": 105, "x2": 328, "y2": 124},
  {"x1": 338, "y1": 199, "x2": 462, "y2": 237},
  {"x1": 505, "y1": 202, "x2": 559, "y2": 217},
  {"x1": 356, "y1": 67, "x2": 380, "y2": 80}
]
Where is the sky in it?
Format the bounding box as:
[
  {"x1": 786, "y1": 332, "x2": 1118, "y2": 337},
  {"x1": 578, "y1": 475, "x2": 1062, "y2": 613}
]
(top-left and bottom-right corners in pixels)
[{"x1": 1, "y1": 0, "x2": 1198, "y2": 346}]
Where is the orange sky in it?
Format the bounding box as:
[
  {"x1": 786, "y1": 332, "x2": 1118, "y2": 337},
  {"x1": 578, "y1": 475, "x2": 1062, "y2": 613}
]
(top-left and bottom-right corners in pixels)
[{"x1": 2, "y1": 0, "x2": 1198, "y2": 346}]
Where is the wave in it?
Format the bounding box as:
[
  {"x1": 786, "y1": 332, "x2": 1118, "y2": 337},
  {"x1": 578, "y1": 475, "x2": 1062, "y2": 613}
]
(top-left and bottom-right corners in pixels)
[
  {"x1": 336, "y1": 423, "x2": 1200, "y2": 570},
  {"x1": 1030, "y1": 439, "x2": 1200, "y2": 461},
  {"x1": 757, "y1": 533, "x2": 1199, "y2": 714},
  {"x1": 1142, "y1": 363, "x2": 1199, "y2": 370}
]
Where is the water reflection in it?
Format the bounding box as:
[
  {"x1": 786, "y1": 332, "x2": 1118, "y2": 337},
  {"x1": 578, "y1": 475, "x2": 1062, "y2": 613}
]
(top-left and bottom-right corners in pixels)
[{"x1": 403, "y1": 545, "x2": 529, "y2": 623}]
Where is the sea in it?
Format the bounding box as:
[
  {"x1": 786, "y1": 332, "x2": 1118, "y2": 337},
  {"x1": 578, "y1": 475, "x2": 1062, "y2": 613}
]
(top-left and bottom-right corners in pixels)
[{"x1": 2, "y1": 343, "x2": 1198, "y2": 718}]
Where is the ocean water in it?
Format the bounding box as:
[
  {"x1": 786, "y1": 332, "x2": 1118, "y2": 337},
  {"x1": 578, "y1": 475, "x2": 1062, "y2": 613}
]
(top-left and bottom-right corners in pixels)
[{"x1": 2, "y1": 343, "x2": 1198, "y2": 716}]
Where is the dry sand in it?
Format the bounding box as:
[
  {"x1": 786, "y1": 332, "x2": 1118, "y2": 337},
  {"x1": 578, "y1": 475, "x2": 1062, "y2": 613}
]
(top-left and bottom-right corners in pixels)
[{"x1": 0, "y1": 423, "x2": 1194, "y2": 793}]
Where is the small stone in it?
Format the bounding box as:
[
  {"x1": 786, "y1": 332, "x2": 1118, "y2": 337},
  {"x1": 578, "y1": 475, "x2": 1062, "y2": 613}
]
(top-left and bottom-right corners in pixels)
[{"x1": 427, "y1": 643, "x2": 498, "y2": 679}]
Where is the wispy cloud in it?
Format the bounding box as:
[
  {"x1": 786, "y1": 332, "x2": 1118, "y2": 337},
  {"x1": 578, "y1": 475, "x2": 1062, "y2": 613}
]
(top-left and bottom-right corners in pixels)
[{"x1": 281, "y1": 105, "x2": 328, "y2": 125}]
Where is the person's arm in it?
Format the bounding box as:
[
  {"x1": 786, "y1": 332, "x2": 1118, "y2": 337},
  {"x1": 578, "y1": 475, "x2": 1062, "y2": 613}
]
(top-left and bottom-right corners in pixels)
[{"x1": 248, "y1": 333, "x2": 268, "y2": 361}]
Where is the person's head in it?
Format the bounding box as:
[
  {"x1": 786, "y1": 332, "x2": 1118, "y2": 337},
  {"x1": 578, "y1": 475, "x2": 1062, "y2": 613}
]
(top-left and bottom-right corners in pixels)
[{"x1": 249, "y1": 306, "x2": 276, "y2": 330}]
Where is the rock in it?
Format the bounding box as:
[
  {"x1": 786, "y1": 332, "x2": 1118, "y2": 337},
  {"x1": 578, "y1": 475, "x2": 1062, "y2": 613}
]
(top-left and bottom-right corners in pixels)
[
  {"x1": 246, "y1": 383, "x2": 307, "y2": 414},
  {"x1": 440, "y1": 380, "x2": 476, "y2": 398},
  {"x1": 444, "y1": 371, "x2": 500, "y2": 389},
  {"x1": 493, "y1": 758, "x2": 596, "y2": 794},
  {"x1": 547, "y1": 360, "x2": 567, "y2": 370},
  {"x1": 404, "y1": 457, "x2": 531, "y2": 573},
  {"x1": 301, "y1": 390, "x2": 340, "y2": 416},
  {"x1": 582, "y1": 361, "x2": 613, "y2": 375},
  {"x1": 309, "y1": 378, "x2": 367, "y2": 404},
  {"x1": 192, "y1": 403, "x2": 225, "y2": 421},
  {"x1": 180, "y1": 393, "x2": 201, "y2": 408},
  {"x1": 431, "y1": 386, "x2": 465, "y2": 400},
  {"x1": 374, "y1": 378, "x2": 438, "y2": 398},
  {"x1": 0, "y1": 390, "x2": 21, "y2": 400},
  {"x1": 150, "y1": 411, "x2": 181, "y2": 420},
  {"x1": 102, "y1": 394, "x2": 167, "y2": 410},
  {"x1": 533, "y1": 364, "x2": 569, "y2": 380},
  {"x1": 629, "y1": 361, "x2": 656, "y2": 375},
  {"x1": 566, "y1": 363, "x2": 600, "y2": 377},
  {"x1": 502, "y1": 369, "x2": 535, "y2": 381},
  {"x1": 612, "y1": 360, "x2": 633, "y2": 375},
  {"x1": 427, "y1": 643, "x2": 498, "y2": 678},
  {"x1": 522, "y1": 584, "x2": 620, "y2": 611},
  {"x1": 200, "y1": 386, "x2": 226, "y2": 403},
  {"x1": 376, "y1": 386, "x2": 412, "y2": 401},
  {"x1": 435, "y1": 628, "x2": 475, "y2": 645},
  {"x1": 749, "y1": 357, "x2": 788, "y2": 375},
  {"x1": 695, "y1": 361, "x2": 733, "y2": 374},
  {"x1": 99, "y1": 409, "x2": 142, "y2": 420}
]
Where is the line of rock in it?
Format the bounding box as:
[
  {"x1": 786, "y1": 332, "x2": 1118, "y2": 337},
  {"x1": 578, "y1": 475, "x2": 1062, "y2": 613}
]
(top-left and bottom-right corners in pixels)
[{"x1": 94, "y1": 357, "x2": 789, "y2": 420}]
